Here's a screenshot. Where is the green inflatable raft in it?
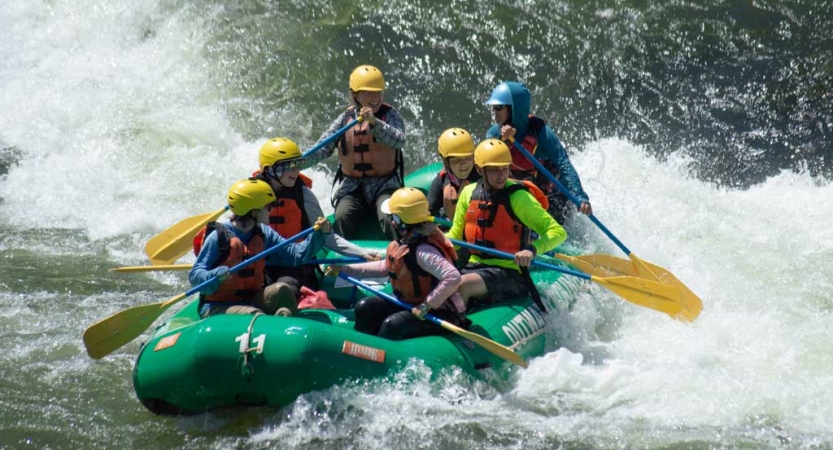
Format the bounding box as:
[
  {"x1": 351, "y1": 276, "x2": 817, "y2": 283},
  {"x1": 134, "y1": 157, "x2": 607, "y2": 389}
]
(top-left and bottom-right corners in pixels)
[{"x1": 132, "y1": 163, "x2": 582, "y2": 415}]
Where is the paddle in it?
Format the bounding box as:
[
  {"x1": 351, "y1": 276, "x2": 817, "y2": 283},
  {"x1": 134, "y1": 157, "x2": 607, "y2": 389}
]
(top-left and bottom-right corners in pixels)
[
  {"x1": 336, "y1": 273, "x2": 528, "y2": 368},
  {"x1": 434, "y1": 216, "x2": 631, "y2": 279},
  {"x1": 145, "y1": 207, "x2": 228, "y2": 266},
  {"x1": 507, "y1": 139, "x2": 702, "y2": 320},
  {"x1": 142, "y1": 118, "x2": 361, "y2": 266},
  {"x1": 109, "y1": 257, "x2": 365, "y2": 273},
  {"x1": 84, "y1": 225, "x2": 320, "y2": 359},
  {"x1": 301, "y1": 118, "x2": 359, "y2": 158},
  {"x1": 110, "y1": 264, "x2": 192, "y2": 273},
  {"x1": 449, "y1": 238, "x2": 697, "y2": 322}
]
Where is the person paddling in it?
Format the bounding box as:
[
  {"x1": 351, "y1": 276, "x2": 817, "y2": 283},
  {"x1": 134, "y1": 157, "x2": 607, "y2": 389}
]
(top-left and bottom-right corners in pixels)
[
  {"x1": 486, "y1": 81, "x2": 592, "y2": 223},
  {"x1": 189, "y1": 179, "x2": 332, "y2": 318},
  {"x1": 304, "y1": 65, "x2": 406, "y2": 240},
  {"x1": 327, "y1": 188, "x2": 468, "y2": 340},
  {"x1": 254, "y1": 137, "x2": 379, "y2": 297},
  {"x1": 446, "y1": 139, "x2": 567, "y2": 308}
]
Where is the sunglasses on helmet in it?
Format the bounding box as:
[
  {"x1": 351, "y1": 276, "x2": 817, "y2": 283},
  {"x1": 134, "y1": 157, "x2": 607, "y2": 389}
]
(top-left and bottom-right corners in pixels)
[
  {"x1": 391, "y1": 214, "x2": 409, "y2": 231},
  {"x1": 267, "y1": 159, "x2": 303, "y2": 178}
]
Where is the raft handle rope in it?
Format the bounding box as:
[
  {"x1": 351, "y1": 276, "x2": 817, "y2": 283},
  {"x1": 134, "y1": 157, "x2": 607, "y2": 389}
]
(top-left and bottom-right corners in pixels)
[{"x1": 239, "y1": 313, "x2": 264, "y2": 381}]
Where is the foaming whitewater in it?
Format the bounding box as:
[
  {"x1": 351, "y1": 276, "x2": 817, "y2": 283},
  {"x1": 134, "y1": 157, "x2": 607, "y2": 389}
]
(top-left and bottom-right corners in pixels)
[
  {"x1": 502, "y1": 139, "x2": 833, "y2": 444},
  {"x1": 1, "y1": 1, "x2": 247, "y2": 242}
]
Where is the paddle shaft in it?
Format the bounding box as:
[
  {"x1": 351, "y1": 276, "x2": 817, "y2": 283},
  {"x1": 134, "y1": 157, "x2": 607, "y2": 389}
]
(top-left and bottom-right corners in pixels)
[
  {"x1": 308, "y1": 257, "x2": 365, "y2": 265},
  {"x1": 186, "y1": 226, "x2": 318, "y2": 297},
  {"x1": 302, "y1": 118, "x2": 360, "y2": 158},
  {"x1": 448, "y1": 238, "x2": 591, "y2": 281},
  {"x1": 112, "y1": 256, "x2": 355, "y2": 273},
  {"x1": 507, "y1": 139, "x2": 632, "y2": 256},
  {"x1": 111, "y1": 264, "x2": 192, "y2": 272},
  {"x1": 143, "y1": 118, "x2": 357, "y2": 266},
  {"x1": 84, "y1": 225, "x2": 323, "y2": 359},
  {"x1": 338, "y1": 273, "x2": 422, "y2": 314},
  {"x1": 337, "y1": 273, "x2": 527, "y2": 368}
]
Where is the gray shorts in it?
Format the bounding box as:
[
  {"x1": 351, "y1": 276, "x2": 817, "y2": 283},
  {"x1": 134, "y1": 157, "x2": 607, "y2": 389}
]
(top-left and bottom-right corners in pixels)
[{"x1": 463, "y1": 264, "x2": 530, "y2": 304}]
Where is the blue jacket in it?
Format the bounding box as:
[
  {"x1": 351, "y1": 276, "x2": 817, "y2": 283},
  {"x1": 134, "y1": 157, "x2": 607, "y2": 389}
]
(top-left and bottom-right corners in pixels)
[
  {"x1": 486, "y1": 81, "x2": 590, "y2": 204},
  {"x1": 189, "y1": 222, "x2": 324, "y2": 295}
]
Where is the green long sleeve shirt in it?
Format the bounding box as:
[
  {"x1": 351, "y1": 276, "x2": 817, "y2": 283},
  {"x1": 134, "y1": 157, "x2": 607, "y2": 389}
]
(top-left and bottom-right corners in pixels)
[{"x1": 446, "y1": 180, "x2": 568, "y2": 270}]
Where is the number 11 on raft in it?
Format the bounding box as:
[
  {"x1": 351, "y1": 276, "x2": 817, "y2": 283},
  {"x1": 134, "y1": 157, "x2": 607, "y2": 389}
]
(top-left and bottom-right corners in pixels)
[{"x1": 235, "y1": 333, "x2": 265, "y2": 354}]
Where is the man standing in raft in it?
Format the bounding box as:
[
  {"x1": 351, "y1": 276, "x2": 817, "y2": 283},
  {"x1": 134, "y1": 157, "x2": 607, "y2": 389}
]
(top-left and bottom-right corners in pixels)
[{"x1": 304, "y1": 65, "x2": 406, "y2": 240}]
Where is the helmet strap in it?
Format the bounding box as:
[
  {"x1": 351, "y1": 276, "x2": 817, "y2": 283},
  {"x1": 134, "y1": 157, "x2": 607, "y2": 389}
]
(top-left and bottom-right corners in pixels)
[
  {"x1": 231, "y1": 213, "x2": 257, "y2": 232},
  {"x1": 443, "y1": 159, "x2": 463, "y2": 186}
]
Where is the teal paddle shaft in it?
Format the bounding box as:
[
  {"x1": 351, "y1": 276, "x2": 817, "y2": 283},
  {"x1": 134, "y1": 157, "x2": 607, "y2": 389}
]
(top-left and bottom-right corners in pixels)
[{"x1": 448, "y1": 238, "x2": 591, "y2": 282}]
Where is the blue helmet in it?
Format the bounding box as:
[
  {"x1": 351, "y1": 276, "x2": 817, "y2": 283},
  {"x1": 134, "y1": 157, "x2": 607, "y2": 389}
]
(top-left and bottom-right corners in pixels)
[{"x1": 486, "y1": 82, "x2": 513, "y2": 107}]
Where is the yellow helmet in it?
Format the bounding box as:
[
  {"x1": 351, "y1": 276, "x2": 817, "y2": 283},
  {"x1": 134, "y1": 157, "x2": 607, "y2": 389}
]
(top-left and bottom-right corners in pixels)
[
  {"x1": 227, "y1": 178, "x2": 275, "y2": 216},
  {"x1": 349, "y1": 65, "x2": 385, "y2": 92},
  {"x1": 474, "y1": 139, "x2": 512, "y2": 167},
  {"x1": 380, "y1": 188, "x2": 430, "y2": 225},
  {"x1": 259, "y1": 137, "x2": 302, "y2": 171},
  {"x1": 437, "y1": 128, "x2": 475, "y2": 159}
]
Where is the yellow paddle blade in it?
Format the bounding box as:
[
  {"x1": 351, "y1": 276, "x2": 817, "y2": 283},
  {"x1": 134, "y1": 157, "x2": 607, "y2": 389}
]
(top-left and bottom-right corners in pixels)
[
  {"x1": 554, "y1": 253, "x2": 703, "y2": 322},
  {"x1": 439, "y1": 321, "x2": 528, "y2": 368},
  {"x1": 592, "y1": 274, "x2": 693, "y2": 320},
  {"x1": 628, "y1": 254, "x2": 702, "y2": 322},
  {"x1": 110, "y1": 264, "x2": 192, "y2": 273},
  {"x1": 552, "y1": 253, "x2": 640, "y2": 278},
  {"x1": 82, "y1": 292, "x2": 187, "y2": 359},
  {"x1": 144, "y1": 207, "x2": 227, "y2": 265}
]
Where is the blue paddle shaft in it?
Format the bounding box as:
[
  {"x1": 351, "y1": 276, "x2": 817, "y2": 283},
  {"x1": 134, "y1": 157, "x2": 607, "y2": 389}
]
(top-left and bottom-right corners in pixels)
[
  {"x1": 448, "y1": 238, "x2": 591, "y2": 281},
  {"x1": 186, "y1": 226, "x2": 317, "y2": 297},
  {"x1": 302, "y1": 119, "x2": 359, "y2": 158},
  {"x1": 508, "y1": 139, "x2": 632, "y2": 256},
  {"x1": 307, "y1": 257, "x2": 365, "y2": 265},
  {"x1": 337, "y1": 273, "x2": 445, "y2": 327},
  {"x1": 189, "y1": 116, "x2": 355, "y2": 294}
]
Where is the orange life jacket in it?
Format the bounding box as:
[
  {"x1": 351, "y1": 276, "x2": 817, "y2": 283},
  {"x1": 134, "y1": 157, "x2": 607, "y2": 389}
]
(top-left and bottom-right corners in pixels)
[
  {"x1": 463, "y1": 179, "x2": 548, "y2": 256},
  {"x1": 263, "y1": 174, "x2": 317, "y2": 287},
  {"x1": 438, "y1": 170, "x2": 473, "y2": 220},
  {"x1": 202, "y1": 225, "x2": 266, "y2": 303},
  {"x1": 385, "y1": 227, "x2": 457, "y2": 305},
  {"x1": 267, "y1": 173, "x2": 313, "y2": 242},
  {"x1": 192, "y1": 222, "x2": 215, "y2": 257},
  {"x1": 339, "y1": 104, "x2": 399, "y2": 178},
  {"x1": 508, "y1": 116, "x2": 546, "y2": 179}
]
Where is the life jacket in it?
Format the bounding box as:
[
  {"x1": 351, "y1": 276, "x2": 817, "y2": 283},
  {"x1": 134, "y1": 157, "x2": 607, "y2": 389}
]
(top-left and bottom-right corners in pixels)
[
  {"x1": 439, "y1": 170, "x2": 473, "y2": 220},
  {"x1": 385, "y1": 227, "x2": 457, "y2": 305},
  {"x1": 462, "y1": 179, "x2": 548, "y2": 256},
  {"x1": 508, "y1": 115, "x2": 546, "y2": 178},
  {"x1": 339, "y1": 104, "x2": 399, "y2": 178},
  {"x1": 202, "y1": 224, "x2": 266, "y2": 303},
  {"x1": 192, "y1": 222, "x2": 220, "y2": 257},
  {"x1": 267, "y1": 173, "x2": 313, "y2": 242}
]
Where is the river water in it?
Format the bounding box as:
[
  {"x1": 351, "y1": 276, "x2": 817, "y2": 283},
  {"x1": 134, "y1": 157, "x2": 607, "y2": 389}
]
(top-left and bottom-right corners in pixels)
[{"x1": 1, "y1": 0, "x2": 831, "y2": 449}]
